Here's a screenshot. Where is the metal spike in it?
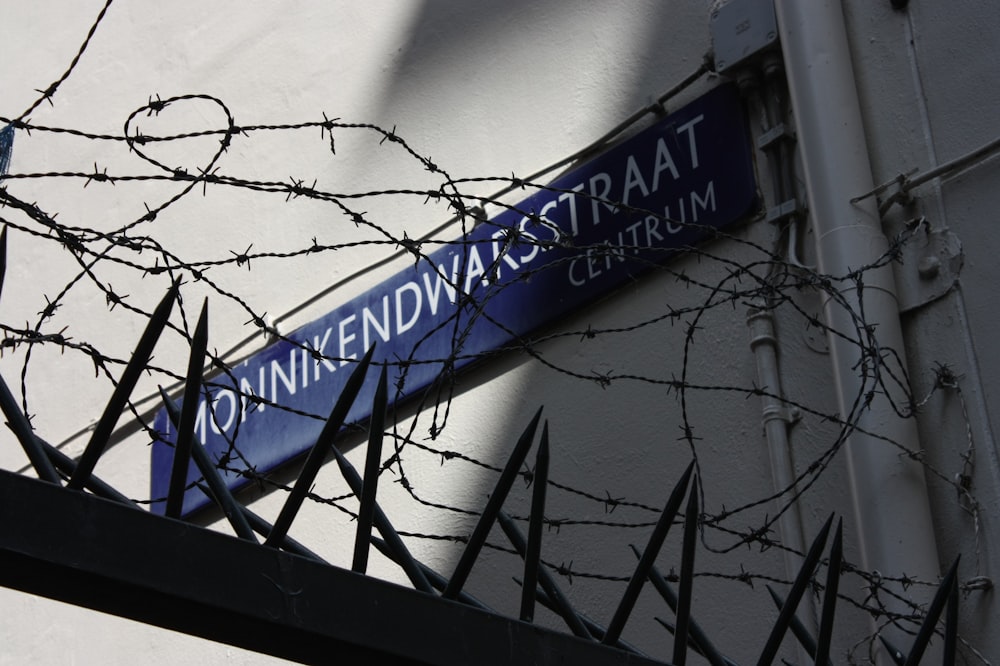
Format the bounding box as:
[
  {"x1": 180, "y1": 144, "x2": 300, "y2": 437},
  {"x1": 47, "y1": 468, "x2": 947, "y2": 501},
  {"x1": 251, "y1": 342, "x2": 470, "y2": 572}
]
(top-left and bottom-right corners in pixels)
[
  {"x1": 903, "y1": 556, "x2": 960, "y2": 666},
  {"x1": 0, "y1": 375, "x2": 61, "y2": 483},
  {"x1": 160, "y1": 387, "x2": 255, "y2": 541},
  {"x1": 497, "y1": 511, "x2": 592, "y2": 639},
  {"x1": 265, "y1": 344, "x2": 375, "y2": 547},
  {"x1": 757, "y1": 513, "x2": 835, "y2": 666},
  {"x1": 371, "y1": 537, "x2": 491, "y2": 611},
  {"x1": 0, "y1": 225, "x2": 7, "y2": 305},
  {"x1": 656, "y1": 618, "x2": 703, "y2": 659},
  {"x1": 814, "y1": 518, "x2": 842, "y2": 666},
  {"x1": 331, "y1": 444, "x2": 433, "y2": 593},
  {"x1": 165, "y1": 299, "x2": 208, "y2": 518},
  {"x1": 244, "y1": 510, "x2": 324, "y2": 561},
  {"x1": 443, "y1": 406, "x2": 543, "y2": 600},
  {"x1": 653, "y1": 618, "x2": 738, "y2": 666},
  {"x1": 878, "y1": 636, "x2": 906, "y2": 666},
  {"x1": 631, "y1": 544, "x2": 730, "y2": 666},
  {"x1": 39, "y1": 434, "x2": 135, "y2": 505},
  {"x1": 69, "y1": 282, "x2": 179, "y2": 490},
  {"x1": 765, "y1": 585, "x2": 821, "y2": 662},
  {"x1": 352, "y1": 365, "x2": 387, "y2": 574},
  {"x1": 673, "y1": 476, "x2": 699, "y2": 666},
  {"x1": 943, "y1": 565, "x2": 958, "y2": 666},
  {"x1": 513, "y1": 576, "x2": 645, "y2": 655},
  {"x1": 216, "y1": 485, "x2": 325, "y2": 562},
  {"x1": 520, "y1": 422, "x2": 549, "y2": 622},
  {"x1": 603, "y1": 460, "x2": 695, "y2": 646}
]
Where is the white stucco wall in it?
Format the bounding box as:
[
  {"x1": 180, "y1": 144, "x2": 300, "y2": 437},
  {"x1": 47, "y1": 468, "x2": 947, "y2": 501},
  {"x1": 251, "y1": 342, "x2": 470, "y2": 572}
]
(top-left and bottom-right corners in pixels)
[{"x1": 0, "y1": 1, "x2": 996, "y2": 664}]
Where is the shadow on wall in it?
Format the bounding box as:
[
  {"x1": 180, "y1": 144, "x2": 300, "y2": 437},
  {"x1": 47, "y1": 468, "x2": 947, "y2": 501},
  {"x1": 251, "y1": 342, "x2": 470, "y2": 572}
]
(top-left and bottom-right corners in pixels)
[
  {"x1": 340, "y1": 2, "x2": 834, "y2": 662},
  {"x1": 360, "y1": 0, "x2": 711, "y2": 204}
]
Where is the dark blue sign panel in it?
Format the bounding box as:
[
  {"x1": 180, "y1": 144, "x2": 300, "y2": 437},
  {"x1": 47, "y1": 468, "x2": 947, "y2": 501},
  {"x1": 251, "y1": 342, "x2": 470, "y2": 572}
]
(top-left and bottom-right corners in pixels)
[{"x1": 151, "y1": 84, "x2": 757, "y2": 515}]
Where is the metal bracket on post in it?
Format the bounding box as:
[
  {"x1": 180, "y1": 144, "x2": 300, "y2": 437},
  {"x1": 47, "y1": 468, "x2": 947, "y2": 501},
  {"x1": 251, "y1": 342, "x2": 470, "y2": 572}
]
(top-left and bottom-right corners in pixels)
[
  {"x1": 764, "y1": 199, "x2": 802, "y2": 225},
  {"x1": 893, "y1": 226, "x2": 964, "y2": 313}
]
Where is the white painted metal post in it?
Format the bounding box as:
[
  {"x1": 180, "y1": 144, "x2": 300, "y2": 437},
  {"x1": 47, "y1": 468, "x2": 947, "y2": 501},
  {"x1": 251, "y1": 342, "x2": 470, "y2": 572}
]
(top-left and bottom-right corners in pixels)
[{"x1": 773, "y1": 0, "x2": 942, "y2": 658}]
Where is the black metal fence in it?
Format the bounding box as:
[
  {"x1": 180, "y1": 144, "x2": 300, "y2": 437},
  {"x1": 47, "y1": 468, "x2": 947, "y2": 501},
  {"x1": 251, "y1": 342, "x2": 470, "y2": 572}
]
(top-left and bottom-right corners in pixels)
[{"x1": 0, "y1": 268, "x2": 962, "y2": 664}]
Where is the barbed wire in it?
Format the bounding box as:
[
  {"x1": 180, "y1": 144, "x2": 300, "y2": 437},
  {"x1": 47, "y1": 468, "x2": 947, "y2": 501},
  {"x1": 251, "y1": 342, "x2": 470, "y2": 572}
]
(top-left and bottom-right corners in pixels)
[{"x1": 0, "y1": 5, "x2": 990, "y2": 663}]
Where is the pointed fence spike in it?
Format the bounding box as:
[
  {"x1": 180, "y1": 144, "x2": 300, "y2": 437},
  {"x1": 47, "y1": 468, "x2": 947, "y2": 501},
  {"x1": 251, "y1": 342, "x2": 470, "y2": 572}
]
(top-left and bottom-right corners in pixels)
[
  {"x1": 878, "y1": 635, "x2": 906, "y2": 666},
  {"x1": 520, "y1": 422, "x2": 550, "y2": 622},
  {"x1": 165, "y1": 299, "x2": 209, "y2": 518},
  {"x1": 603, "y1": 460, "x2": 695, "y2": 646},
  {"x1": 160, "y1": 387, "x2": 256, "y2": 541},
  {"x1": 673, "y1": 475, "x2": 699, "y2": 666},
  {"x1": 352, "y1": 364, "x2": 388, "y2": 574},
  {"x1": 656, "y1": 618, "x2": 697, "y2": 656},
  {"x1": 814, "y1": 518, "x2": 842, "y2": 666},
  {"x1": 245, "y1": 511, "x2": 324, "y2": 561},
  {"x1": 0, "y1": 374, "x2": 61, "y2": 483},
  {"x1": 371, "y1": 536, "x2": 492, "y2": 612},
  {"x1": 0, "y1": 225, "x2": 7, "y2": 305},
  {"x1": 265, "y1": 344, "x2": 376, "y2": 547},
  {"x1": 943, "y1": 563, "x2": 958, "y2": 666},
  {"x1": 233, "y1": 491, "x2": 326, "y2": 561},
  {"x1": 443, "y1": 406, "x2": 543, "y2": 600},
  {"x1": 497, "y1": 511, "x2": 592, "y2": 639},
  {"x1": 0, "y1": 125, "x2": 11, "y2": 178},
  {"x1": 331, "y1": 445, "x2": 433, "y2": 593},
  {"x1": 190, "y1": 482, "x2": 323, "y2": 561},
  {"x1": 40, "y1": 434, "x2": 135, "y2": 505},
  {"x1": 903, "y1": 556, "x2": 960, "y2": 666},
  {"x1": 757, "y1": 513, "x2": 835, "y2": 666},
  {"x1": 158, "y1": 385, "x2": 181, "y2": 426},
  {"x1": 630, "y1": 544, "x2": 730, "y2": 666},
  {"x1": 511, "y1": 576, "x2": 644, "y2": 655},
  {"x1": 654, "y1": 619, "x2": 740, "y2": 666},
  {"x1": 69, "y1": 282, "x2": 179, "y2": 490},
  {"x1": 765, "y1": 585, "x2": 821, "y2": 661}
]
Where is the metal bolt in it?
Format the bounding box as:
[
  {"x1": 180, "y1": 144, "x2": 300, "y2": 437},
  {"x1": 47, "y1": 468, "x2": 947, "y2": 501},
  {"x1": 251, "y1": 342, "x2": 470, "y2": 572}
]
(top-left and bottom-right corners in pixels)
[{"x1": 918, "y1": 255, "x2": 940, "y2": 280}]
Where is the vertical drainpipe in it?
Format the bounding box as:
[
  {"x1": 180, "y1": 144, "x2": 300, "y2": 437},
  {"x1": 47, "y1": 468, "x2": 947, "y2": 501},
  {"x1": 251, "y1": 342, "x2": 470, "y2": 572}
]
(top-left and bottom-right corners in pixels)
[
  {"x1": 748, "y1": 305, "x2": 815, "y2": 639},
  {"x1": 773, "y1": 0, "x2": 941, "y2": 654}
]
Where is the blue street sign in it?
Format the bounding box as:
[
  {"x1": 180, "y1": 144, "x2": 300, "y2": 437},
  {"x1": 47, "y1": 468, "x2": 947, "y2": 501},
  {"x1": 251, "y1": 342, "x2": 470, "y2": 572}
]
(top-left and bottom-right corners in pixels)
[{"x1": 151, "y1": 83, "x2": 757, "y2": 515}]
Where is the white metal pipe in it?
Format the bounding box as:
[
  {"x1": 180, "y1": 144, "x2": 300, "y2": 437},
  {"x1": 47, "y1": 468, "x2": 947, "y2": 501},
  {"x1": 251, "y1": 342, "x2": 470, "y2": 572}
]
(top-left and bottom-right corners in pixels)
[
  {"x1": 747, "y1": 305, "x2": 816, "y2": 639},
  {"x1": 773, "y1": 0, "x2": 941, "y2": 657}
]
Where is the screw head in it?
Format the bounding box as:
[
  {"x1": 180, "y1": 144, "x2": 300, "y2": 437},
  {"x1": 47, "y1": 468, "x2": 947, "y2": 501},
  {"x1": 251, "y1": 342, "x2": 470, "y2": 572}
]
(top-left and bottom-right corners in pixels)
[{"x1": 918, "y1": 255, "x2": 941, "y2": 279}]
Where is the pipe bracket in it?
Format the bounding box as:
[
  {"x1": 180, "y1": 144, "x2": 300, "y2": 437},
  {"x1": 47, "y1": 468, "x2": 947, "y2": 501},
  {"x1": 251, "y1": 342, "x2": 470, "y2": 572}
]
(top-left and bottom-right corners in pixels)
[
  {"x1": 761, "y1": 404, "x2": 801, "y2": 429},
  {"x1": 765, "y1": 199, "x2": 802, "y2": 225},
  {"x1": 757, "y1": 123, "x2": 795, "y2": 151},
  {"x1": 892, "y1": 227, "x2": 963, "y2": 313}
]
